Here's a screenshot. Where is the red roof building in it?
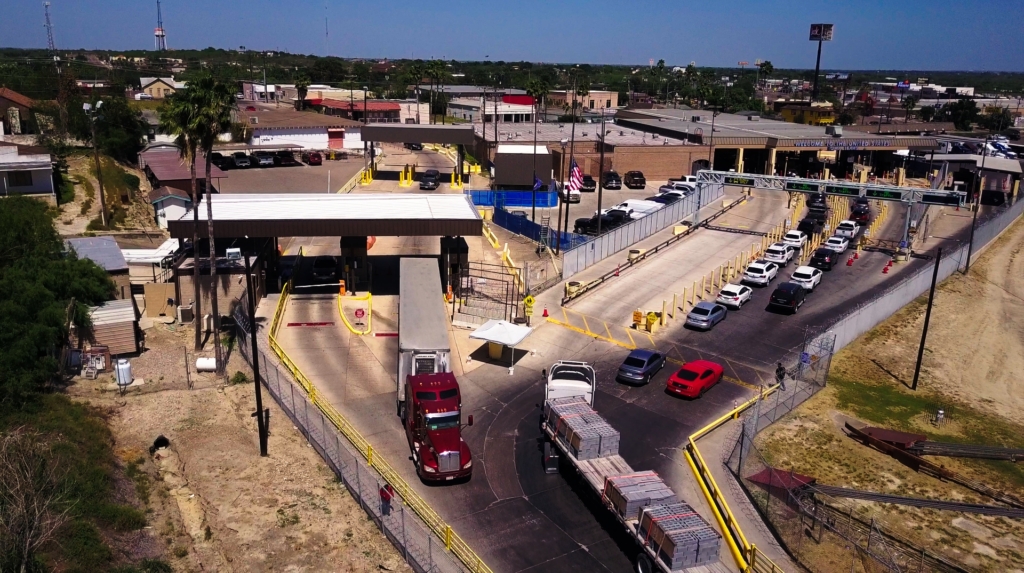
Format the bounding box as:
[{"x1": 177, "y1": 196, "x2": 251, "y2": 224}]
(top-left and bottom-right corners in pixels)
[
  {"x1": 315, "y1": 99, "x2": 402, "y2": 123},
  {"x1": 0, "y1": 87, "x2": 37, "y2": 135}
]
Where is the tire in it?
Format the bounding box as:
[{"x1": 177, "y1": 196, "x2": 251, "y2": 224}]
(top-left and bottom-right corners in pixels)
[
  {"x1": 397, "y1": 401, "x2": 406, "y2": 419},
  {"x1": 643, "y1": 373, "x2": 651, "y2": 385},
  {"x1": 635, "y1": 553, "x2": 654, "y2": 573}
]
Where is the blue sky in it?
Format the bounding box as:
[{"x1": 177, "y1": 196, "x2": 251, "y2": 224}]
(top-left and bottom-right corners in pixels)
[{"x1": 4, "y1": 0, "x2": 1023, "y2": 71}]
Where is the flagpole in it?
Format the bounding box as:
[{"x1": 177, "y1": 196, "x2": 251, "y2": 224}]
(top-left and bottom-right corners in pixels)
[
  {"x1": 563, "y1": 71, "x2": 579, "y2": 251},
  {"x1": 531, "y1": 84, "x2": 538, "y2": 224}
]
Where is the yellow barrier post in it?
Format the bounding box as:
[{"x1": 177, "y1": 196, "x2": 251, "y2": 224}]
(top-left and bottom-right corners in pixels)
[
  {"x1": 367, "y1": 445, "x2": 374, "y2": 467},
  {"x1": 671, "y1": 293, "x2": 677, "y2": 319},
  {"x1": 445, "y1": 526, "x2": 453, "y2": 550},
  {"x1": 660, "y1": 300, "x2": 666, "y2": 326},
  {"x1": 700, "y1": 275, "x2": 707, "y2": 296}
]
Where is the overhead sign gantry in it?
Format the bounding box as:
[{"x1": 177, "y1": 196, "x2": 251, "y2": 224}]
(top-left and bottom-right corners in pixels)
[{"x1": 697, "y1": 170, "x2": 966, "y2": 206}]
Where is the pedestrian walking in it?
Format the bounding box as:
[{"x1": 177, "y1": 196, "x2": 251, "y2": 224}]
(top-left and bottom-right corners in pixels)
[
  {"x1": 775, "y1": 362, "x2": 787, "y2": 391},
  {"x1": 379, "y1": 483, "x2": 394, "y2": 517}
]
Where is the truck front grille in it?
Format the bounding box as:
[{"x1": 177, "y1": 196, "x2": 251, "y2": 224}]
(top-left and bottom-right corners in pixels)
[{"x1": 438, "y1": 451, "x2": 460, "y2": 473}]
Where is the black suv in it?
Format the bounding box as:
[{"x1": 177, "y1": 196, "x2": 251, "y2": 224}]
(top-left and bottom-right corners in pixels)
[
  {"x1": 851, "y1": 205, "x2": 871, "y2": 224},
  {"x1": 603, "y1": 171, "x2": 622, "y2": 189},
  {"x1": 797, "y1": 217, "x2": 825, "y2": 236},
  {"x1": 581, "y1": 175, "x2": 597, "y2": 192},
  {"x1": 404, "y1": 142, "x2": 424, "y2": 151},
  {"x1": 624, "y1": 171, "x2": 646, "y2": 189},
  {"x1": 810, "y1": 248, "x2": 837, "y2": 270},
  {"x1": 419, "y1": 169, "x2": 441, "y2": 190},
  {"x1": 769, "y1": 282, "x2": 807, "y2": 314},
  {"x1": 806, "y1": 193, "x2": 827, "y2": 209}
]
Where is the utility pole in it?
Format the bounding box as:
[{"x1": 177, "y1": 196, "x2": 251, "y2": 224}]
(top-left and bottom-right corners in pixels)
[
  {"x1": 596, "y1": 111, "x2": 607, "y2": 235},
  {"x1": 244, "y1": 253, "x2": 269, "y2": 456},
  {"x1": 262, "y1": 51, "x2": 268, "y2": 105},
  {"x1": 84, "y1": 102, "x2": 108, "y2": 227},
  {"x1": 562, "y1": 70, "x2": 579, "y2": 251},
  {"x1": 911, "y1": 248, "x2": 942, "y2": 391}
]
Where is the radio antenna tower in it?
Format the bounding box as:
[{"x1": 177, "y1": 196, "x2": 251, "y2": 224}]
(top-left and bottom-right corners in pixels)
[
  {"x1": 324, "y1": 0, "x2": 329, "y2": 56},
  {"x1": 43, "y1": 2, "x2": 60, "y2": 74},
  {"x1": 155, "y1": 0, "x2": 167, "y2": 50}
]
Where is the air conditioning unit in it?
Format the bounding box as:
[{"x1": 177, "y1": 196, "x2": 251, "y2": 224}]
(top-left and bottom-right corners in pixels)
[
  {"x1": 691, "y1": 115, "x2": 702, "y2": 122},
  {"x1": 203, "y1": 313, "x2": 214, "y2": 333},
  {"x1": 225, "y1": 247, "x2": 242, "y2": 261},
  {"x1": 747, "y1": 115, "x2": 760, "y2": 121},
  {"x1": 177, "y1": 304, "x2": 194, "y2": 324},
  {"x1": 248, "y1": 117, "x2": 259, "y2": 125},
  {"x1": 826, "y1": 125, "x2": 843, "y2": 137}
]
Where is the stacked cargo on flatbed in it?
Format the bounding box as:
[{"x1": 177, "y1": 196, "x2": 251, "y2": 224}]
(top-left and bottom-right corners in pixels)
[
  {"x1": 543, "y1": 396, "x2": 722, "y2": 571},
  {"x1": 639, "y1": 502, "x2": 722, "y2": 569},
  {"x1": 544, "y1": 396, "x2": 621, "y2": 460},
  {"x1": 604, "y1": 472, "x2": 677, "y2": 518}
]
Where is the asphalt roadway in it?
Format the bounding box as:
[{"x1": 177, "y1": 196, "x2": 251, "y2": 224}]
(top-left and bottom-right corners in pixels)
[{"x1": 271, "y1": 194, "x2": 980, "y2": 573}]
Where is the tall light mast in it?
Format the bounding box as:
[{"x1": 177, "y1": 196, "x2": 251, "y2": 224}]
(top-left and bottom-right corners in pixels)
[{"x1": 155, "y1": 0, "x2": 167, "y2": 50}]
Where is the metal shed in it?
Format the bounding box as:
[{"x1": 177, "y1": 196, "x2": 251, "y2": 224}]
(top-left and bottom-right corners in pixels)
[{"x1": 86, "y1": 299, "x2": 139, "y2": 356}]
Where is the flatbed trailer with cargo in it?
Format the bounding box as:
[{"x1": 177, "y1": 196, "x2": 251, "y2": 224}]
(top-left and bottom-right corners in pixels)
[{"x1": 539, "y1": 361, "x2": 725, "y2": 573}]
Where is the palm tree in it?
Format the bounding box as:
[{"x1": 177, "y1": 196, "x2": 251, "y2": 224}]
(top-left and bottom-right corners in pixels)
[
  {"x1": 426, "y1": 59, "x2": 447, "y2": 124},
  {"x1": 192, "y1": 73, "x2": 236, "y2": 375},
  {"x1": 294, "y1": 73, "x2": 311, "y2": 110},
  {"x1": 757, "y1": 60, "x2": 775, "y2": 90},
  {"x1": 158, "y1": 94, "x2": 204, "y2": 351}
]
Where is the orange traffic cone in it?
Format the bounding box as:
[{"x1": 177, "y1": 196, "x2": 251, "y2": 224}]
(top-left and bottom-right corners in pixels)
[
  {"x1": 847, "y1": 257, "x2": 854, "y2": 266},
  {"x1": 882, "y1": 265, "x2": 889, "y2": 274},
  {"x1": 853, "y1": 251, "x2": 859, "y2": 260},
  {"x1": 542, "y1": 307, "x2": 549, "y2": 318},
  {"x1": 615, "y1": 264, "x2": 620, "y2": 277}
]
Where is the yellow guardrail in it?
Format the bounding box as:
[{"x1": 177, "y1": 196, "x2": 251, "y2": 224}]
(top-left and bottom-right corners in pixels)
[
  {"x1": 500, "y1": 243, "x2": 524, "y2": 290},
  {"x1": 684, "y1": 385, "x2": 787, "y2": 573},
  {"x1": 481, "y1": 222, "x2": 500, "y2": 249},
  {"x1": 267, "y1": 282, "x2": 493, "y2": 573},
  {"x1": 546, "y1": 307, "x2": 656, "y2": 351},
  {"x1": 337, "y1": 290, "x2": 373, "y2": 335}
]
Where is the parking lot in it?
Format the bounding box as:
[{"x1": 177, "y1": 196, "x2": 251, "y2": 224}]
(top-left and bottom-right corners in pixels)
[{"x1": 216, "y1": 156, "x2": 364, "y2": 194}]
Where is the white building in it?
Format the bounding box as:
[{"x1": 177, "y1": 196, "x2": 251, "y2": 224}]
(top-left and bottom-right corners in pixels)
[
  {"x1": 148, "y1": 187, "x2": 192, "y2": 230},
  {"x1": 0, "y1": 142, "x2": 54, "y2": 203},
  {"x1": 241, "y1": 107, "x2": 363, "y2": 150},
  {"x1": 447, "y1": 98, "x2": 534, "y2": 123}
]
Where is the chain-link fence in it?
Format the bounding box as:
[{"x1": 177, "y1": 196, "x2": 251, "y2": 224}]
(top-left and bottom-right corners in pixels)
[
  {"x1": 234, "y1": 301, "x2": 467, "y2": 573},
  {"x1": 726, "y1": 432, "x2": 968, "y2": 573}
]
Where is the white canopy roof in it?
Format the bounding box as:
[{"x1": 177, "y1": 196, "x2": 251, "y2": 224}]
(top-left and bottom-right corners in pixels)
[{"x1": 469, "y1": 320, "x2": 532, "y2": 347}]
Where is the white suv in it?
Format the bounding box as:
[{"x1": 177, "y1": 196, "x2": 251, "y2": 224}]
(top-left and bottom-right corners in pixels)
[
  {"x1": 742, "y1": 259, "x2": 780, "y2": 286},
  {"x1": 783, "y1": 230, "x2": 808, "y2": 249},
  {"x1": 763, "y1": 242, "x2": 796, "y2": 266},
  {"x1": 790, "y1": 265, "x2": 823, "y2": 291}
]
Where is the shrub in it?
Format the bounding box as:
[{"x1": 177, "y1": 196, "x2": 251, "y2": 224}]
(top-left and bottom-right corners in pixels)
[{"x1": 230, "y1": 371, "x2": 249, "y2": 385}]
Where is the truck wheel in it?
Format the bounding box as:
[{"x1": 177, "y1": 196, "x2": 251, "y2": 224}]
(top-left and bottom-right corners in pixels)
[{"x1": 634, "y1": 553, "x2": 654, "y2": 573}]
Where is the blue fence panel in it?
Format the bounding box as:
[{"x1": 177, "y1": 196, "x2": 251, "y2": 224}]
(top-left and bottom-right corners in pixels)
[
  {"x1": 491, "y1": 207, "x2": 587, "y2": 251},
  {"x1": 467, "y1": 190, "x2": 558, "y2": 208}
]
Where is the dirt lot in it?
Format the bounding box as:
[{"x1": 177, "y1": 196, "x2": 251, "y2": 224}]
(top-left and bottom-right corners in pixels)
[
  {"x1": 756, "y1": 214, "x2": 1024, "y2": 572},
  {"x1": 69, "y1": 324, "x2": 408, "y2": 572},
  {"x1": 57, "y1": 154, "x2": 157, "y2": 236}
]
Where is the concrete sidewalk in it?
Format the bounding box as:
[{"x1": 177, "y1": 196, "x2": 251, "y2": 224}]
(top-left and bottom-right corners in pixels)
[
  {"x1": 697, "y1": 419, "x2": 800, "y2": 572},
  {"x1": 543, "y1": 189, "x2": 792, "y2": 326}
]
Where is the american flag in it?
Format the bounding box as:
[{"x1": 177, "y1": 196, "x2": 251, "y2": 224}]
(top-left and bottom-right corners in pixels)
[{"x1": 567, "y1": 158, "x2": 583, "y2": 192}]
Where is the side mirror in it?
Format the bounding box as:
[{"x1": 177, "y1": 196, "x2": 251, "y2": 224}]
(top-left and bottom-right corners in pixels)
[
  {"x1": 467, "y1": 415, "x2": 474, "y2": 427},
  {"x1": 542, "y1": 369, "x2": 547, "y2": 378}
]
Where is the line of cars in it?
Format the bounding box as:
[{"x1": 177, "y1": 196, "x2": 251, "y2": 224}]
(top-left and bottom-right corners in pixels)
[
  {"x1": 611, "y1": 193, "x2": 870, "y2": 402},
  {"x1": 572, "y1": 176, "x2": 698, "y2": 236},
  {"x1": 210, "y1": 149, "x2": 323, "y2": 169}
]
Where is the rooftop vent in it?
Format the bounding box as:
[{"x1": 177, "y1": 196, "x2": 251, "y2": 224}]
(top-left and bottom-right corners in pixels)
[
  {"x1": 248, "y1": 117, "x2": 259, "y2": 125},
  {"x1": 691, "y1": 115, "x2": 702, "y2": 122},
  {"x1": 619, "y1": 130, "x2": 625, "y2": 136},
  {"x1": 652, "y1": 133, "x2": 659, "y2": 139},
  {"x1": 582, "y1": 132, "x2": 588, "y2": 137},
  {"x1": 826, "y1": 125, "x2": 843, "y2": 137}
]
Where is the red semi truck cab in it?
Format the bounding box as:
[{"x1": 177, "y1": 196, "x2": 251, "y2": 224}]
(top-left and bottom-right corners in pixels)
[{"x1": 404, "y1": 372, "x2": 473, "y2": 482}]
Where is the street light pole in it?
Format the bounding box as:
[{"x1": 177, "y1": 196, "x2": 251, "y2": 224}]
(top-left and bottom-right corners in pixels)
[
  {"x1": 596, "y1": 112, "x2": 607, "y2": 236},
  {"x1": 84, "y1": 102, "x2": 108, "y2": 227},
  {"x1": 563, "y1": 71, "x2": 579, "y2": 252},
  {"x1": 244, "y1": 252, "x2": 268, "y2": 456}
]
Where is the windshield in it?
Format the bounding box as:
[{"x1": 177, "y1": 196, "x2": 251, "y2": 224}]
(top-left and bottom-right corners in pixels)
[
  {"x1": 691, "y1": 307, "x2": 711, "y2": 316},
  {"x1": 425, "y1": 412, "x2": 460, "y2": 431},
  {"x1": 676, "y1": 369, "x2": 699, "y2": 382},
  {"x1": 623, "y1": 357, "x2": 646, "y2": 368}
]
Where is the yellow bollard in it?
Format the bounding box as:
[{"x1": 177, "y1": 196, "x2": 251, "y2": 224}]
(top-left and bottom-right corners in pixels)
[
  {"x1": 672, "y1": 293, "x2": 677, "y2": 318},
  {"x1": 691, "y1": 281, "x2": 698, "y2": 303},
  {"x1": 661, "y1": 300, "x2": 666, "y2": 326}
]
